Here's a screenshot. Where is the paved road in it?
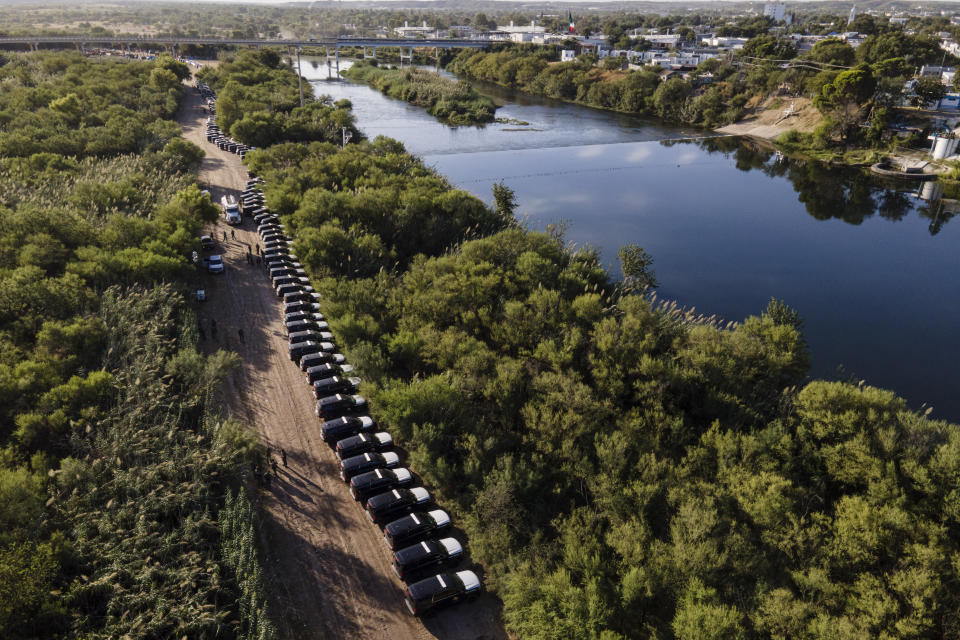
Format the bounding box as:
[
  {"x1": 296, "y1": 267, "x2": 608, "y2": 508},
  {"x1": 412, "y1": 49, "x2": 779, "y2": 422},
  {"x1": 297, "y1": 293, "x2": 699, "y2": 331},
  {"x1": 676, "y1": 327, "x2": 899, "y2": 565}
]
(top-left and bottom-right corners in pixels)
[{"x1": 177, "y1": 83, "x2": 508, "y2": 640}]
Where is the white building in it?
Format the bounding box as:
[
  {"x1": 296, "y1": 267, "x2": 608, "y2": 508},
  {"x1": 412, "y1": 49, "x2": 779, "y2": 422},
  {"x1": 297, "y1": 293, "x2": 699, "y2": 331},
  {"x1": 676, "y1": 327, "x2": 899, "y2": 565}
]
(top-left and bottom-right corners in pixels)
[
  {"x1": 764, "y1": 3, "x2": 787, "y2": 23},
  {"x1": 630, "y1": 33, "x2": 682, "y2": 49},
  {"x1": 920, "y1": 65, "x2": 956, "y2": 85},
  {"x1": 395, "y1": 21, "x2": 436, "y2": 38},
  {"x1": 561, "y1": 49, "x2": 576, "y2": 62},
  {"x1": 496, "y1": 20, "x2": 545, "y2": 35},
  {"x1": 700, "y1": 36, "x2": 749, "y2": 49}
]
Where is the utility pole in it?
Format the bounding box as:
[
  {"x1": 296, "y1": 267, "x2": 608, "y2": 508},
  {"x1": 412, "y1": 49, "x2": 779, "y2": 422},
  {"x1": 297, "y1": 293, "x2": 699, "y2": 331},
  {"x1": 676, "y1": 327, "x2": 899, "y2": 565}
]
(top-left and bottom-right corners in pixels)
[
  {"x1": 296, "y1": 46, "x2": 304, "y2": 108},
  {"x1": 341, "y1": 126, "x2": 353, "y2": 149}
]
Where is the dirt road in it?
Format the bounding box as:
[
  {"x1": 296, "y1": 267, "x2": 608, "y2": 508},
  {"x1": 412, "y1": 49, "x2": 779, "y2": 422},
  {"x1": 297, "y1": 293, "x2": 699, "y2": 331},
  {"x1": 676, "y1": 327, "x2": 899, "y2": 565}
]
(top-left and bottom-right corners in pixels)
[{"x1": 177, "y1": 82, "x2": 507, "y2": 640}]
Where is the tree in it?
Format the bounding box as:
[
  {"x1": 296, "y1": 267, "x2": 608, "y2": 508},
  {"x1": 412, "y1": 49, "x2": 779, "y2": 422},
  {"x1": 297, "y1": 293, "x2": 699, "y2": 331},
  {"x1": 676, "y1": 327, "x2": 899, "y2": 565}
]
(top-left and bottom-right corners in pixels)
[
  {"x1": 857, "y1": 32, "x2": 943, "y2": 66},
  {"x1": 911, "y1": 76, "x2": 947, "y2": 109},
  {"x1": 149, "y1": 67, "x2": 180, "y2": 93},
  {"x1": 154, "y1": 55, "x2": 190, "y2": 81},
  {"x1": 806, "y1": 39, "x2": 856, "y2": 67},
  {"x1": 618, "y1": 243, "x2": 657, "y2": 288},
  {"x1": 653, "y1": 78, "x2": 693, "y2": 121},
  {"x1": 741, "y1": 35, "x2": 797, "y2": 61},
  {"x1": 48, "y1": 93, "x2": 82, "y2": 125},
  {"x1": 492, "y1": 181, "x2": 518, "y2": 217},
  {"x1": 672, "y1": 579, "x2": 745, "y2": 640},
  {"x1": 813, "y1": 65, "x2": 877, "y2": 143}
]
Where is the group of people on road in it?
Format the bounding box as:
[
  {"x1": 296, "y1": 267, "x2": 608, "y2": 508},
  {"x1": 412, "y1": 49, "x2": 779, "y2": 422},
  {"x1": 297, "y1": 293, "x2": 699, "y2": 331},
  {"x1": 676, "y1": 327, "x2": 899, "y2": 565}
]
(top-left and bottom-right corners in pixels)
[{"x1": 254, "y1": 447, "x2": 288, "y2": 488}]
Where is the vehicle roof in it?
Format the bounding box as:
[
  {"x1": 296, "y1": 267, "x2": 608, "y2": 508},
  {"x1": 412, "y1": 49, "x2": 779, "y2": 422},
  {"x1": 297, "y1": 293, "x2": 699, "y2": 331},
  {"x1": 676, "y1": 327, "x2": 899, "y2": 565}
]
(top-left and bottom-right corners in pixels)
[
  {"x1": 393, "y1": 468, "x2": 412, "y2": 482},
  {"x1": 375, "y1": 432, "x2": 392, "y2": 444},
  {"x1": 410, "y1": 487, "x2": 430, "y2": 501},
  {"x1": 351, "y1": 467, "x2": 391, "y2": 486},
  {"x1": 456, "y1": 570, "x2": 481, "y2": 592},
  {"x1": 428, "y1": 510, "x2": 450, "y2": 526},
  {"x1": 394, "y1": 539, "x2": 439, "y2": 564},
  {"x1": 438, "y1": 537, "x2": 462, "y2": 557},
  {"x1": 382, "y1": 451, "x2": 400, "y2": 465},
  {"x1": 407, "y1": 573, "x2": 456, "y2": 600},
  {"x1": 359, "y1": 416, "x2": 374, "y2": 427}
]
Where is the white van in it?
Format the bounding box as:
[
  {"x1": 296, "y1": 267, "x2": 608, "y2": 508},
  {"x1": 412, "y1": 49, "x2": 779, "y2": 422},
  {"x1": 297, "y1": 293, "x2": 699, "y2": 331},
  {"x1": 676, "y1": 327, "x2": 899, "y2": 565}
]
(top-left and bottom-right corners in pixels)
[{"x1": 221, "y1": 195, "x2": 241, "y2": 225}]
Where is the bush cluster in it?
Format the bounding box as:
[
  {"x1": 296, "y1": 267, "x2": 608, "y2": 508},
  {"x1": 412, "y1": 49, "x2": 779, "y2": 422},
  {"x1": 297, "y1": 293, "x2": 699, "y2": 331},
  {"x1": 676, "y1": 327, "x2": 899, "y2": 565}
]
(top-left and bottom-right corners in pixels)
[{"x1": 343, "y1": 62, "x2": 497, "y2": 125}]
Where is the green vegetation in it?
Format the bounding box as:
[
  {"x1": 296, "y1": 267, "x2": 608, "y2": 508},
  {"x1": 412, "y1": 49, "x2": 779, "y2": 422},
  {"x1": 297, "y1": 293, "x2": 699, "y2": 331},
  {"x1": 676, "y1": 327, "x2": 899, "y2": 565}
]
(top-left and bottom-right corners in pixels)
[
  {"x1": 245, "y1": 132, "x2": 960, "y2": 638},
  {"x1": 343, "y1": 61, "x2": 497, "y2": 125},
  {"x1": 0, "y1": 51, "x2": 273, "y2": 639},
  {"x1": 0, "y1": 52, "x2": 189, "y2": 158},
  {"x1": 449, "y1": 46, "x2": 744, "y2": 128},
  {"x1": 197, "y1": 49, "x2": 360, "y2": 148}
]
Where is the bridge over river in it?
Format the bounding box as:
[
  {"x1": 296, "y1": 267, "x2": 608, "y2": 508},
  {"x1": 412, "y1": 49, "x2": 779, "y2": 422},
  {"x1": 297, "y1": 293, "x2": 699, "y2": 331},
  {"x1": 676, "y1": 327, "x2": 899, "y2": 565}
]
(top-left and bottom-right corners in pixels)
[{"x1": 0, "y1": 35, "x2": 490, "y2": 52}]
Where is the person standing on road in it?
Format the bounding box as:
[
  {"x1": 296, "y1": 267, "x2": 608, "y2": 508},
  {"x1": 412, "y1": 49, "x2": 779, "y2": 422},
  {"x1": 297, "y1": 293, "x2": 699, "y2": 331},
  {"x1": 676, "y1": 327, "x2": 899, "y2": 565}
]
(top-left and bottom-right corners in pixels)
[
  {"x1": 281, "y1": 448, "x2": 287, "y2": 467},
  {"x1": 238, "y1": 328, "x2": 245, "y2": 343},
  {"x1": 231, "y1": 229, "x2": 235, "y2": 240},
  {"x1": 271, "y1": 458, "x2": 278, "y2": 476},
  {"x1": 210, "y1": 319, "x2": 217, "y2": 339},
  {"x1": 222, "y1": 230, "x2": 227, "y2": 241}
]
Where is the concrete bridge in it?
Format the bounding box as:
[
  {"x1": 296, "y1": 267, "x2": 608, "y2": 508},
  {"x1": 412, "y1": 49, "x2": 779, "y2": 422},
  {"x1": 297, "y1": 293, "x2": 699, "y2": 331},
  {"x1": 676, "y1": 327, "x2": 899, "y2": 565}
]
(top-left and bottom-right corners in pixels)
[{"x1": 0, "y1": 35, "x2": 492, "y2": 51}]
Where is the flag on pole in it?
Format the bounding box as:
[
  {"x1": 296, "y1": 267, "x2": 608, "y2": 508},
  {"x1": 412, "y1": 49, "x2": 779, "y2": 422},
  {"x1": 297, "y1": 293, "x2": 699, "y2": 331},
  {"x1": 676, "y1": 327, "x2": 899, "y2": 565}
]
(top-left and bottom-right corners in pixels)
[{"x1": 568, "y1": 11, "x2": 575, "y2": 33}]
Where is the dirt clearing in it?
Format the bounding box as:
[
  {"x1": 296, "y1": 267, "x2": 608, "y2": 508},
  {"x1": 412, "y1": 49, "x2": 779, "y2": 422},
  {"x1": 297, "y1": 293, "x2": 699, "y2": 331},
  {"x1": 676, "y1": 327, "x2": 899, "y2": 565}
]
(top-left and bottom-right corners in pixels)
[
  {"x1": 717, "y1": 95, "x2": 821, "y2": 140},
  {"x1": 177, "y1": 81, "x2": 508, "y2": 640}
]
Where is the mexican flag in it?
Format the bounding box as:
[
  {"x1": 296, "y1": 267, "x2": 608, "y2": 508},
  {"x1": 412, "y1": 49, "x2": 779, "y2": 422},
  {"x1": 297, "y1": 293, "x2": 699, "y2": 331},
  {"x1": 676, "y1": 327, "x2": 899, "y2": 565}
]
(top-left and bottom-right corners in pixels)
[{"x1": 568, "y1": 11, "x2": 575, "y2": 33}]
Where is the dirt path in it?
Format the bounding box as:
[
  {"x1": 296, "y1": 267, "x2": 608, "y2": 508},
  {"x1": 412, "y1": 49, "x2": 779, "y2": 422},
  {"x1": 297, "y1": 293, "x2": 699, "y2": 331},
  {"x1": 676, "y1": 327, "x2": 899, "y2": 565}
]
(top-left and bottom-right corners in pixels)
[{"x1": 177, "y1": 82, "x2": 507, "y2": 640}]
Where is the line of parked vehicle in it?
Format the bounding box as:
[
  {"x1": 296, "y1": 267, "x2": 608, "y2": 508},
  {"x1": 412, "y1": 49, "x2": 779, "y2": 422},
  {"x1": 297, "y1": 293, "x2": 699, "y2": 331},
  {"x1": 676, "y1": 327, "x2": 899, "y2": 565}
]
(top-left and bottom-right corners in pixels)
[
  {"x1": 198, "y1": 81, "x2": 254, "y2": 159},
  {"x1": 247, "y1": 173, "x2": 483, "y2": 617}
]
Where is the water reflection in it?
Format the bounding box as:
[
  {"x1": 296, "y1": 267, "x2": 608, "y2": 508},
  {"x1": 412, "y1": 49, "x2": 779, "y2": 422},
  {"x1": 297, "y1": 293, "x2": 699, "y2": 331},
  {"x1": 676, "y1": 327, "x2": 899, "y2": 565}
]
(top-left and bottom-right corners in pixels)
[{"x1": 692, "y1": 137, "x2": 956, "y2": 235}]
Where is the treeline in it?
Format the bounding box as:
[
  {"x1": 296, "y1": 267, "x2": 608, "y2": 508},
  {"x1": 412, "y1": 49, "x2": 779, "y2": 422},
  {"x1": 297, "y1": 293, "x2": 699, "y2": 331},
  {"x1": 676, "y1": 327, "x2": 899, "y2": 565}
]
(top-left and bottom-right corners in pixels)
[
  {"x1": 244, "y1": 129, "x2": 960, "y2": 638},
  {"x1": 196, "y1": 49, "x2": 361, "y2": 148},
  {"x1": 449, "y1": 45, "x2": 746, "y2": 129},
  {"x1": 343, "y1": 61, "x2": 497, "y2": 125},
  {"x1": 0, "y1": 51, "x2": 272, "y2": 639},
  {"x1": 450, "y1": 27, "x2": 953, "y2": 142}
]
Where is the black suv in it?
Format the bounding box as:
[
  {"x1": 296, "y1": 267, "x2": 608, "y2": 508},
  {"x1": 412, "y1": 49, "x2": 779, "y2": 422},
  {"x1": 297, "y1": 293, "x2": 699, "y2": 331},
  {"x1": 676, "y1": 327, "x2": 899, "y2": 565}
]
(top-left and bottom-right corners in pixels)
[
  {"x1": 320, "y1": 415, "x2": 374, "y2": 442},
  {"x1": 335, "y1": 431, "x2": 391, "y2": 461},
  {"x1": 299, "y1": 351, "x2": 344, "y2": 372},
  {"x1": 383, "y1": 510, "x2": 451, "y2": 550},
  {"x1": 339, "y1": 451, "x2": 400, "y2": 482},
  {"x1": 392, "y1": 537, "x2": 463, "y2": 583},
  {"x1": 305, "y1": 362, "x2": 352, "y2": 384},
  {"x1": 348, "y1": 467, "x2": 413, "y2": 501},
  {"x1": 313, "y1": 375, "x2": 360, "y2": 398},
  {"x1": 365, "y1": 487, "x2": 431, "y2": 525},
  {"x1": 403, "y1": 570, "x2": 481, "y2": 616},
  {"x1": 315, "y1": 394, "x2": 366, "y2": 420}
]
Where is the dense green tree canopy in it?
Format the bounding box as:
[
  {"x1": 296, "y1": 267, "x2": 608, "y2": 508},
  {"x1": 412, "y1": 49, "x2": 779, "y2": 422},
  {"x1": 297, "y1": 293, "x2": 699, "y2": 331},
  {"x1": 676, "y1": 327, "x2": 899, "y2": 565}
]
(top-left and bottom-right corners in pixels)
[{"x1": 0, "y1": 51, "x2": 271, "y2": 640}]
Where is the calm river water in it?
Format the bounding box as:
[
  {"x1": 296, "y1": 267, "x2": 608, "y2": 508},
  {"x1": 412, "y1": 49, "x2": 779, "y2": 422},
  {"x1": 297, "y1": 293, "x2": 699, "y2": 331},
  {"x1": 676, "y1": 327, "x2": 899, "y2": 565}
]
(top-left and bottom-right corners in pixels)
[{"x1": 301, "y1": 59, "x2": 960, "y2": 421}]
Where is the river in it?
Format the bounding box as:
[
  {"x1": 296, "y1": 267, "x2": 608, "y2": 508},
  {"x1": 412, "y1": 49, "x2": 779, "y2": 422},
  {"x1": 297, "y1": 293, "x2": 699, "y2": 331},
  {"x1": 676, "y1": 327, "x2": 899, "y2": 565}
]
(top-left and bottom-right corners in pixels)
[{"x1": 300, "y1": 58, "x2": 960, "y2": 421}]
